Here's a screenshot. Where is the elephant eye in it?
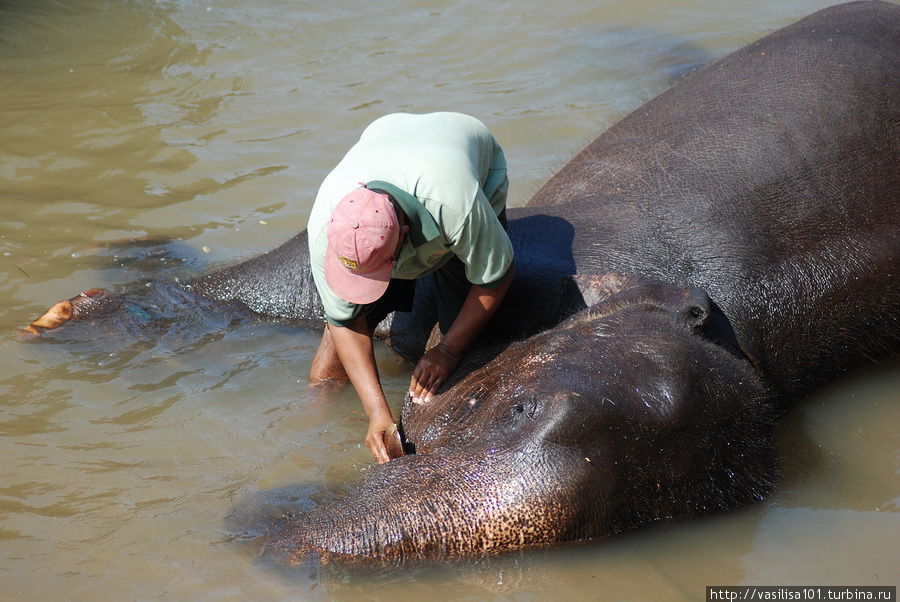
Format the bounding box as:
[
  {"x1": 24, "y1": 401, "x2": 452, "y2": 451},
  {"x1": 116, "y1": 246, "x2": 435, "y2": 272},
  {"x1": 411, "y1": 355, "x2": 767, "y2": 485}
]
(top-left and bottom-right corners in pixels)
[{"x1": 512, "y1": 395, "x2": 538, "y2": 419}]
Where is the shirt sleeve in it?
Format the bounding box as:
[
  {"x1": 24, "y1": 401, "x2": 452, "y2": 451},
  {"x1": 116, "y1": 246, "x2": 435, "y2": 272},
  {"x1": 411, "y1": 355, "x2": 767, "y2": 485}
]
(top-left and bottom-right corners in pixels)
[{"x1": 447, "y1": 189, "x2": 515, "y2": 288}]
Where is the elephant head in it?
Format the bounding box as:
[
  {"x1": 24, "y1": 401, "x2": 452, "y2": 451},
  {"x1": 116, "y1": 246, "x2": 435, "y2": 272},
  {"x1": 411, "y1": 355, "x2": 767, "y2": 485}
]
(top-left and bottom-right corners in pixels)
[{"x1": 260, "y1": 273, "x2": 777, "y2": 564}]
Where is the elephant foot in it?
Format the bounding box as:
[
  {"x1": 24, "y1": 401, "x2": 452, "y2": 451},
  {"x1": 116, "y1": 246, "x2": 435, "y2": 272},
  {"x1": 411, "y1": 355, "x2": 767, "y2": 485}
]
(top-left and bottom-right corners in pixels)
[{"x1": 21, "y1": 288, "x2": 120, "y2": 338}]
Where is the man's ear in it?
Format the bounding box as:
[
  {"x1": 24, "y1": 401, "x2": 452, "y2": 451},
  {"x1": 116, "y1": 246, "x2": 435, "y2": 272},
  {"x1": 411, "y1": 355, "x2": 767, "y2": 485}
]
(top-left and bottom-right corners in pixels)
[{"x1": 389, "y1": 197, "x2": 408, "y2": 228}]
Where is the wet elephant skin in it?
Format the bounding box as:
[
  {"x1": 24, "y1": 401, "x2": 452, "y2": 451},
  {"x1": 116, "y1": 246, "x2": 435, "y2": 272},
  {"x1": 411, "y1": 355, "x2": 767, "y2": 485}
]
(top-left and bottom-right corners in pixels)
[{"x1": 260, "y1": 2, "x2": 899, "y2": 564}]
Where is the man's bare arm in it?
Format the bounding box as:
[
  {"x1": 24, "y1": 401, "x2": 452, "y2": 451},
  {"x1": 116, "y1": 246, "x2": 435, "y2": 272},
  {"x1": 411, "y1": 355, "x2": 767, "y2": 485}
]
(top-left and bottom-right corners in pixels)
[{"x1": 327, "y1": 315, "x2": 395, "y2": 463}]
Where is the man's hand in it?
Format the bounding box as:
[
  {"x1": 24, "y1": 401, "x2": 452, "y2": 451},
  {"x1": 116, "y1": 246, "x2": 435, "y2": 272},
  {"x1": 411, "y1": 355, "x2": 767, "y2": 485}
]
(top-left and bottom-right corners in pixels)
[
  {"x1": 409, "y1": 343, "x2": 461, "y2": 403},
  {"x1": 326, "y1": 316, "x2": 398, "y2": 463},
  {"x1": 408, "y1": 267, "x2": 514, "y2": 404},
  {"x1": 365, "y1": 409, "x2": 395, "y2": 463}
]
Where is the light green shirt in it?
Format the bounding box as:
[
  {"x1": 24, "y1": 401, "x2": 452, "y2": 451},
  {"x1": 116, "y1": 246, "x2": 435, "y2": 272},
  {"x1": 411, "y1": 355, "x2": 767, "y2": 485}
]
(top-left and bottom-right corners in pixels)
[{"x1": 307, "y1": 112, "x2": 514, "y2": 326}]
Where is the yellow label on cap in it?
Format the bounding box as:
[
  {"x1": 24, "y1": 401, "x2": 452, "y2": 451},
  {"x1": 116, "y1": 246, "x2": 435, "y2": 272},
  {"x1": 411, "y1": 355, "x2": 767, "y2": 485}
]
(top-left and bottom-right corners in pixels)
[{"x1": 339, "y1": 255, "x2": 359, "y2": 270}]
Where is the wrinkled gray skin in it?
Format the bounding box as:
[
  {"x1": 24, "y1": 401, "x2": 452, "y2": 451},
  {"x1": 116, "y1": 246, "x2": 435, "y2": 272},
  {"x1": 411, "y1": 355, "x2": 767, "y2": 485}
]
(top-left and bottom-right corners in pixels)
[
  {"x1": 259, "y1": 1, "x2": 899, "y2": 564},
  {"x1": 26, "y1": 2, "x2": 899, "y2": 564}
]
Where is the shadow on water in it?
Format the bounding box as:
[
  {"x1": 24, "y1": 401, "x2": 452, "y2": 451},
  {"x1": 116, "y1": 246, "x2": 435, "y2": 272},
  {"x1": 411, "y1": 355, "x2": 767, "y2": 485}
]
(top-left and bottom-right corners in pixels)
[
  {"x1": 72, "y1": 236, "x2": 209, "y2": 275},
  {"x1": 583, "y1": 26, "x2": 714, "y2": 86},
  {"x1": 542, "y1": 21, "x2": 715, "y2": 120}
]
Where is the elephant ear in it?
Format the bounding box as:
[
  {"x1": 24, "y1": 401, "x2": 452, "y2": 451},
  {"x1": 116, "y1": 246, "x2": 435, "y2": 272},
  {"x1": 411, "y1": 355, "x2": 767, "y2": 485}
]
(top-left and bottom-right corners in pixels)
[
  {"x1": 560, "y1": 272, "x2": 712, "y2": 330},
  {"x1": 568, "y1": 272, "x2": 758, "y2": 367},
  {"x1": 568, "y1": 272, "x2": 636, "y2": 306}
]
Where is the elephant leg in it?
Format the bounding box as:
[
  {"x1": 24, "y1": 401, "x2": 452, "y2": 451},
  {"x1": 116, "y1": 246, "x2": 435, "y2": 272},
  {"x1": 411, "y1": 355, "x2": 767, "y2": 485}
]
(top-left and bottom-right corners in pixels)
[{"x1": 21, "y1": 288, "x2": 123, "y2": 338}]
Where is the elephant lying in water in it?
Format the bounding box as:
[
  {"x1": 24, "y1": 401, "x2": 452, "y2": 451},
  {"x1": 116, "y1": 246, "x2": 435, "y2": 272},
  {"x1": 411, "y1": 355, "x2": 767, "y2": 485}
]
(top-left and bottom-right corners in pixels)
[
  {"x1": 25, "y1": 1, "x2": 900, "y2": 563},
  {"x1": 261, "y1": 1, "x2": 900, "y2": 563}
]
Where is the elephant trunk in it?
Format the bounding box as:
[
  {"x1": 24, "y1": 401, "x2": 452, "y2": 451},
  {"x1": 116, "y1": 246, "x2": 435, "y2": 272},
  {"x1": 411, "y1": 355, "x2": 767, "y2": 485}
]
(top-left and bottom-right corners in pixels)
[{"x1": 260, "y1": 444, "x2": 601, "y2": 564}]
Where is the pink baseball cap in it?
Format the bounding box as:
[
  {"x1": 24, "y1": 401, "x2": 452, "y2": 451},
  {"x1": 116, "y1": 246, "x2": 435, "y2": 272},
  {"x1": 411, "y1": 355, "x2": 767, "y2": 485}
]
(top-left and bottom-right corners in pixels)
[{"x1": 324, "y1": 186, "x2": 399, "y2": 304}]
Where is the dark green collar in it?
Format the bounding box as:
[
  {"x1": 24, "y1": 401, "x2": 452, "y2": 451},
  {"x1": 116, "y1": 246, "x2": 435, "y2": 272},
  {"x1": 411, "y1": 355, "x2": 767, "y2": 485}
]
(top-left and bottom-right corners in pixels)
[{"x1": 366, "y1": 180, "x2": 442, "y2": 247}]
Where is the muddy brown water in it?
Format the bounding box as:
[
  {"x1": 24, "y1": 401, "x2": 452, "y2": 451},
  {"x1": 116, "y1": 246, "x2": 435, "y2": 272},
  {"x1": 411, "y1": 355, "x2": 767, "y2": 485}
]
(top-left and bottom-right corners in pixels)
[{"x1": 1, "y1": 1, "x2": 897, "y2": 599}]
